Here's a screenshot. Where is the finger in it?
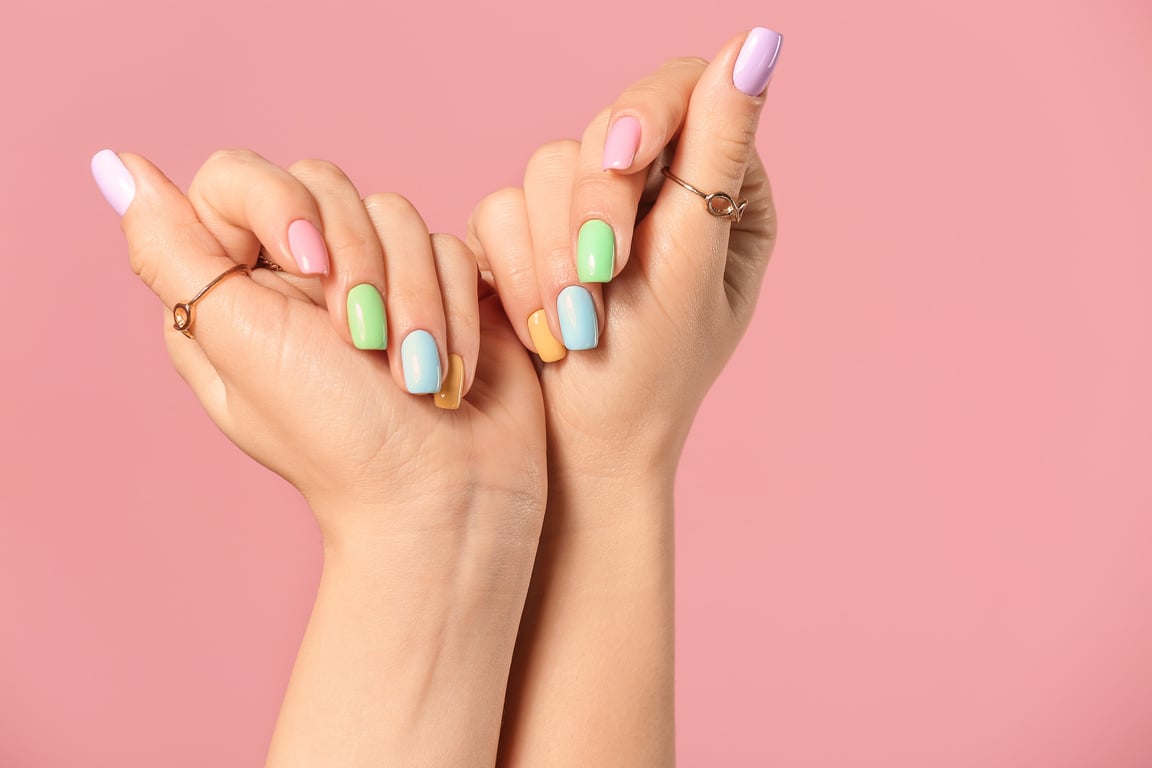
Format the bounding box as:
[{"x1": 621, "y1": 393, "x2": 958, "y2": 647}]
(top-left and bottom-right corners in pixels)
[
  {"x1": 600, "y1": 56, "x2": 707, "y2": 173},
  {"x1": 524, "y1": 141, "x2": 603, "y2": 352},
  {"x1": 363, "y1": 193, "x2": 448, "y2": 395},
  {"x1": 722, "y1": 151, "x2": 779, "y2": 317},
  {"x1": 429, "y1": 234, "x2": 480, "y2": 409},
  {"x1": 187, "y1": 149, "x2": 331, "y2": 278},
  {"x1": 648, "y1": 27, "x2": 782, "y2": 287},
  {"x1": 287, "y1": 159, "x2": 389, "y2": 349},
  {"x1": 467, "y1": 188, "x2": 565, "y2": 363},
  {"x1": 92, "y1": 149, "x2": 290, "y2": 381}
]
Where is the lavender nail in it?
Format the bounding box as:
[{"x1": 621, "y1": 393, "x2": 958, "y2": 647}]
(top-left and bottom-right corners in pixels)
[
  {"x1": 91, "y1": 149, "x2": 136, "y2": 216},
  {"x1": 733, "y1": 27, "x2": 783, "y2": 97}
]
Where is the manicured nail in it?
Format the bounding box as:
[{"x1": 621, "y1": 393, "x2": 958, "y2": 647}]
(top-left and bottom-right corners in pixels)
[
  {"x1": 557, "y1": 286, "x2": 598, "y2": 351},
  {"x1": 577, "y1": 220, "x2": 615, "y2": 283},
  {"x1": 91, "y1": 149, "x2": 136, "y2": 216},
  {"x1": 402, "y1": 330, "x2": 442, "y2": 394},
  {"x1": 347, "y1": 283, "x2": 387, "y2": 350},
  {"x1": 602, "y1": 116, "x2": 641, "y2": 170},
  {"x1": 733, "y1": 27, "x2": 783, "y2": 96},
  {"x1": 527, "y1": 309, "x2": 567, "y2": 362},
  {"x1": 434, "y1": 354, "x2": 464, "y2": 410},
  {"x1": 287, "y1": 219, "x2": 330, "y2": 276}
]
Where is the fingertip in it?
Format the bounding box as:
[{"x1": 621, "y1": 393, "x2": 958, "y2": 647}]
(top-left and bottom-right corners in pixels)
[
  {"x1": 732, "y1": 26, "x2": 783, "y2": 97},
  {"x1": 601, "y1": 115, "x2": 642, "y2": 171},
  {"x1": 91, "y1": 148, "x2": 137, "y2": 216},
  {"x1": 433, "y1": 353, "x2": 465, "y2": 410}
]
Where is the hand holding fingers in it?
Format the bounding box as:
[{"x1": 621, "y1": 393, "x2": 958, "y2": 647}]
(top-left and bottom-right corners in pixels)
[{"x1": 93, "y1": 149, "x2": 502, "y2": 520}]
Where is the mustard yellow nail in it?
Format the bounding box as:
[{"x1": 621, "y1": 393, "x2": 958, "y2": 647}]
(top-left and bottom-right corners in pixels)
[
  {"x1": 434, "y1": 354, "x2": 464, "y2": 410},
  {"x1": 527, "y1": 309, "x2": 566, "y2": 362}
]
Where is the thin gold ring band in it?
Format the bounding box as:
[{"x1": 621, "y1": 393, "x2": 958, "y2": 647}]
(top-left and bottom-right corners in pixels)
[
  {"x1": 661, "y1": 167, "x2": 748, "y2": 223},
  {"x1": 172, "y1": 263, "x2": 251, "y2": 339}
]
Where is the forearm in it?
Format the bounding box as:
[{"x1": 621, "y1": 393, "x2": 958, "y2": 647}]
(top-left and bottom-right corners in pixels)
[
  {"x1": 266, "y1": 497, "x2": 542, "y2": 768},
  {"x1": 497, "y1": 472, "x2": 676, "y2": 768}
]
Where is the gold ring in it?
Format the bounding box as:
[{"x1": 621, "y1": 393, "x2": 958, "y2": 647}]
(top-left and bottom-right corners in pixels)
[
  {"x1": 661, "y1": 167, "x2": 748, "y2": 223},
  {"x1": 172, "y1": 264, "x2": 251, "y2": 339}
]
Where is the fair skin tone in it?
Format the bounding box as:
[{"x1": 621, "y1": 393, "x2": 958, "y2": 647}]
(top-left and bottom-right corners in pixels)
[{"x1": 103, "y1": 28, "x2": 777, "y2": 767}]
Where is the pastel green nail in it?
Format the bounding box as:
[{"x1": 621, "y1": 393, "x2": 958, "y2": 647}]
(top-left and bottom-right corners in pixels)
[
  {"x1": 577, "y1": 219, "x2": 615, "y2": 283},
  {"x1": 347, "y1": 283, "x2": 387, "y2": 350}
]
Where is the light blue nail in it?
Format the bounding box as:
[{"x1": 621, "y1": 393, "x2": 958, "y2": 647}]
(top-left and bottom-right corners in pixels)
[
  {"x1": 557, "y1": 285, "x2": 598, "y2": 350},
  {"x1": 401, "y1": 330, "x2": 442, "y2": 394}
]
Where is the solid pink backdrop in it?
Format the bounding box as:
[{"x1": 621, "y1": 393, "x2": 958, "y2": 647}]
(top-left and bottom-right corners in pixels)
[{"x1": 2, "y1": 0, "x2": 1150, "y2": 765}]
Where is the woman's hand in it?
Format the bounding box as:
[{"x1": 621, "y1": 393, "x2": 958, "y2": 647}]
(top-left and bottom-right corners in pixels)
[
  {"x1": 95, "y1": 148, "x2": 546, "y2": 543},
  {"x1": 470, "y1": 27, "x2": 780, "y2": 483},
  {"x1": 466, "y1": 28, "x2": 782, "y2": 766},
  {"x1": 92, "y1": 149, "x2": 548, "y2": 766}
]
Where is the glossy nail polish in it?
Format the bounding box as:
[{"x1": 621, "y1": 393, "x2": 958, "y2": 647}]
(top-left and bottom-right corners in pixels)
[
  {"x1": 602, "y1": 116, "x2": 641, "y2": 170},
  {"x1": 434, "y1": 354, "x2": 464, "y2": 410},
  {"x1": 287, "y1": 219, "x2": 331, "y2": 276},
  {"x1": 347, "y1": 284, "x2": 387, "y2": 350},
  {"x1": 733, "y1": 27, "x2": 783, "y2": 96},
  {"x1": 527, "y1": 309, "x2": 567, "y2": 362},
  {"x1": 90, "y1": 149, "x2": 136, "y2": 215},
  {"x1": 577, "y1": 220, "x2": 615, "y2": 283},
  {"x1": 402, "y1": 330, "x2": 442, "y2": 394},
  {"x1": 557, "y1": 286, "x2": 598, "y2": 351}
]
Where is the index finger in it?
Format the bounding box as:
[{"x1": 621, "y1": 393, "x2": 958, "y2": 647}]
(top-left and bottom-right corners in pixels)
[{"x1": 600, "y1": 56, "x2": 707, "y2": 172}]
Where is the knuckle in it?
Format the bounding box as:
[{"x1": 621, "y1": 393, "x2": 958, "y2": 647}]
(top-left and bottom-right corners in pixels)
[
  {"x1": 363, "y1": 190, "x2": 418, "y2": 220},
  {"x1": 526, "y1": 140, "x2": 581, "y2": 175},
  {"x1": 471, "y1": 187, "x2": 524, "y2": 230},
  {"x1": 287, "y1": 157, "x2": 350, "y2": 188},
  {"x1": 430, "y1": 232, "x2": 469, "y2": 260},
  {"x1": 201, "y1": 147, "x2": 262, "y2": 172},
  {"x1": 666, "y1": 55, "x2": 709, "y2": 73},
  {"x1": 711, "y1": 114, "x2": 757, "y2": 179}
]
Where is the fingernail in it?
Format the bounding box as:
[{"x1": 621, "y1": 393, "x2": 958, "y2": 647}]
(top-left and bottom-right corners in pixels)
[
  {"x1": 527, "y1": 309, "x2": 567, "y2": 362},
  {"x1": 557, "y1": 286, "x2": 598, "y2": 351},
  {"x1": 733, "y1": 27, "x2": 783, "y2": 96},
  {"x1": 287, "y1": 219, "x2": 330, "y2": 276},
  {"x1": 577, "y1": 220, "x2": 615, "y2": 283},
  {"x1": 434, "y1": 354, "x2": 464, "y2": 410},
  {"x1": 347, "y1": 283, "x2": 387, "y2": 350},
  {"x1": 402, "y1": 330, "x2": 442, "y2": 394},
  {"x1": 91, "y1": 149, "x2": 136, "y2": 216},
  {"x1": 602, "y1": 116, "x2": 641, "y2": 171}
]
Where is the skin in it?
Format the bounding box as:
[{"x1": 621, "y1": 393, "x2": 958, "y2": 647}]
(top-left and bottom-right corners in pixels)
[
  {"x1": 102, "y1": 27, "x2": 778, "y2": 768},
  {"x1": 113, "y1": 152, "x2": 547, "y2": 766},
  {"x1": 468, "y1": 32, "x2": 778, "y2": 767}
]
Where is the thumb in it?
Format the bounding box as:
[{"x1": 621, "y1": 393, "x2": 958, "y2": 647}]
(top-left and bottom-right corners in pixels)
[
  {"x1": 642, "y1": 27, "x2": 782, "y2": 295},
  {"x1": 91, "y1": 149, "x2": 286, "y2": 377}
]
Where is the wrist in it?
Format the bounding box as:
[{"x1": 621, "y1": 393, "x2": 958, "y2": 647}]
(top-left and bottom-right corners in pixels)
[{"x1": 312, "y1": 486, "x2": 545, "y2": 599}]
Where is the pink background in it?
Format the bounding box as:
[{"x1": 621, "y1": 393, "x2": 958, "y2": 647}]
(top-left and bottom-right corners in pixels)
[{"x1": 1, "y1": 0, "x2": 1150, "y2": 765}]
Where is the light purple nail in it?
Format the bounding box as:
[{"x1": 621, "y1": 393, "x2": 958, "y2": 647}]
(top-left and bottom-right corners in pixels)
[
  {"x1": 733, "y1": 27, "x2": 783, "y2": 97},
  {"x1": 91, "y1": 149, "x2": 136, "y2": 216}
]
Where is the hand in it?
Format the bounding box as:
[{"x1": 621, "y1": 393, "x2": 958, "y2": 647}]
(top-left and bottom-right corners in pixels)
[
  {"x1": 95, "y1": 149, "x2": 547, "y2": 543},
  {"x1": 92, "y1": 149, "x2": 549, "y2": 766},
  {"x1": 466, "y1": 27, "x2": 782, "y2": 767},
  {"x1": 469, "y1": 28, "x2": 780, "y2": 481}
]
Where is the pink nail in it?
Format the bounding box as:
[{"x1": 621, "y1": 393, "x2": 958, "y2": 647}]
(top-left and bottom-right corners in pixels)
[
  {"x1": 287, "y1": 219, "x2": 330, "y2": 276},
  {"x1": 602, "y1": 116, "x2": 641, "y2": 171}
]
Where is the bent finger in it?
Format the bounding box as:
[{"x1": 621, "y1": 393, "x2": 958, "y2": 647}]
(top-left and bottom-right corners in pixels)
[
  {"x1": 187, "y1": 148, "x2": 331, "y2": 279},
  {"x1": 92, "y1": 149, "x2": 289, "y2": 380},
  {"x1": 600, "y1": 56, "x2": 707, "y2": 173}
]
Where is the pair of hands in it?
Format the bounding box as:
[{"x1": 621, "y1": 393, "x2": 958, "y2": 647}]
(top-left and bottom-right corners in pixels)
[{"x1": 94, "y1": 27, "x2": 780, "y2": 766}]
